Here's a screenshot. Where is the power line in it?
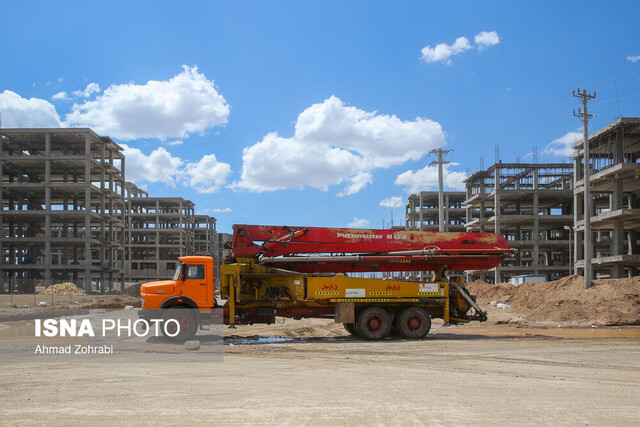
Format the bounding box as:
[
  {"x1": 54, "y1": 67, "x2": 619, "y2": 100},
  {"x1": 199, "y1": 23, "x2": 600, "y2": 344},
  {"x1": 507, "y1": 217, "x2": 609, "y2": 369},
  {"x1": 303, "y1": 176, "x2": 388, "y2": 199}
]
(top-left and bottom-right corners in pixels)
[
  {"x1": 593, "y1": 76, "x2": 640, "y2": 93},
  {"x1": 458, "y1": 99, "x2": 575, "y2": 150},
  {"x1": 579, "y1": 69, "x2": 640, "y2": 89},
  {"x1": 590, "y1": 91, "x2": 640, "y2": 107},
  {"x1": 450, "y1": 92, "x2": 572, "y2": 146},
  {"x1": 452, "y1": 70, "x2": 640, "y2": 150}
]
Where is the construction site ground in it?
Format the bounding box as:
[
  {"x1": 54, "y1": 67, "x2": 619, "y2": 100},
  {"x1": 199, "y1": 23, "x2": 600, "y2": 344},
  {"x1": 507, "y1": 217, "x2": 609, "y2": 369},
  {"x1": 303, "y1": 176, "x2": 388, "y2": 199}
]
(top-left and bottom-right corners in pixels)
[{"x1": 1, "y1": 275, "x2": 639, "y2": 425}]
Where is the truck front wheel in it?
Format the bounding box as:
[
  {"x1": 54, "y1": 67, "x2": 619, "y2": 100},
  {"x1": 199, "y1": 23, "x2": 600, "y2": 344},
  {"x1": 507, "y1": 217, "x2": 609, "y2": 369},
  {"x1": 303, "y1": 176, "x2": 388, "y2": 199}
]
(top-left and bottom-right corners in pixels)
[
  {"x1": 161, "y1": 308, "x2": 198, "y2": 342},
  {"x1": 356, "y1": 307, "x2": 391, "y2": 340},
  {"x1": 396, "y1": 307, "x2": 431, "y2": 339},
  {"x1": 343, "y1": 323, "x2": 357, "y2": 336}
]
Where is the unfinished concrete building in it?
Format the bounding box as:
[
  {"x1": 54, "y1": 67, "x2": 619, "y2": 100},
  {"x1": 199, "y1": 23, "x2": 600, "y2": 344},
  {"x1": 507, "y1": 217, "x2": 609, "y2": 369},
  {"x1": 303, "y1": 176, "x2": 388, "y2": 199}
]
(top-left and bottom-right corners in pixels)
[
  {"x1": 465, "y1": 162, "x2": 574, "y2": 283},
  {"x1": 125, "y1": 192, "x2": 197, "y2": 282},
  {"x1": 0, "y1": 128, "x2": 126, "y2": 292},
  {"x1": 405, "y1": 191, "x2": 466, "y2": 232},
  {"x1": 194, "y1": 215, "x2": 217, "y2": 257},
  {"x1": 574, "y1": 118, "x2": 640, "y2": 278}
]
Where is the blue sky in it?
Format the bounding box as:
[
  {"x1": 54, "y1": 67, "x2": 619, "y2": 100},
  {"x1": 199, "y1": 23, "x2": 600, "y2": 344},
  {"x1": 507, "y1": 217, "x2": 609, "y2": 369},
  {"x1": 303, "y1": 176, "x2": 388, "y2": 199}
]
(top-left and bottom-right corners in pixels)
[{"x1": 1, "y1": 1, "x2": 639, "y2": 233}]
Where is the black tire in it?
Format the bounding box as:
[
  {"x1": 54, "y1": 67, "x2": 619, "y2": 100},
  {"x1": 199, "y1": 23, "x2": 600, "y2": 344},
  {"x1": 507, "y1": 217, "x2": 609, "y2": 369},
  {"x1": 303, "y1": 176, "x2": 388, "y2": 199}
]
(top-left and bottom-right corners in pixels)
[
  {"x1": 356, "y1": 307, "x2": 392, "y2": 340},
  {"x1": 396, "y1": 307, "x2": 431, "y2": 339},
  {"x1": 161, "y1": 307, "x2": 198, "y2": 342},
  {"x1": 343, "y1": 322, "x2": 357, "y2": 336}
]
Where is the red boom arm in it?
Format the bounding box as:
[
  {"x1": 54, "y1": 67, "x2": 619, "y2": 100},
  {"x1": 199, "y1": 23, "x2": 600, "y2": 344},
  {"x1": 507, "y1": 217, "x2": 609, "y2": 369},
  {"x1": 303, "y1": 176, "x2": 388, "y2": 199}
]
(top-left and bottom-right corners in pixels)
[{"x1": 229, "y1": 224, "x2": 514, "y2": 273}]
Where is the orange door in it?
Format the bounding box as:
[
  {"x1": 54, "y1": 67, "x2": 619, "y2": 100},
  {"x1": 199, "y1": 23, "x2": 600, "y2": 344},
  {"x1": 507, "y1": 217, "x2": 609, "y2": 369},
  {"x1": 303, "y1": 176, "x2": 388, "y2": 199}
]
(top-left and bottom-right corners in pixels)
[{"x1": 181, "y1": 263, "x2": 208, "y2": 305}]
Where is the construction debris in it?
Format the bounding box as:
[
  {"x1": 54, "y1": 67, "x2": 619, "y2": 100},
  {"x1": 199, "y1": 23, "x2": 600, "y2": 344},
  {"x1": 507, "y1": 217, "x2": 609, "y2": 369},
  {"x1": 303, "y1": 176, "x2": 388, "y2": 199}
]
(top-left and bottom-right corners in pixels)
[
  {"x1": 184, "y1": 340, "x2": 201, "y2": 351},
  {"x1": 40, "y1": 282, "x2": 84, "y2": 296}
]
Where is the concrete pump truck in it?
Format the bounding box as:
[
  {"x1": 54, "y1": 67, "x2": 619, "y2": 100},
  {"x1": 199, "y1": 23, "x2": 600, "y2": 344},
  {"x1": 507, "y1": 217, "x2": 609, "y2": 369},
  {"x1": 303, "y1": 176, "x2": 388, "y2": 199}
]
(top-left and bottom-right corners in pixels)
[{"x1": 138, "y1": 224, "x2": 514, "y2": 341}]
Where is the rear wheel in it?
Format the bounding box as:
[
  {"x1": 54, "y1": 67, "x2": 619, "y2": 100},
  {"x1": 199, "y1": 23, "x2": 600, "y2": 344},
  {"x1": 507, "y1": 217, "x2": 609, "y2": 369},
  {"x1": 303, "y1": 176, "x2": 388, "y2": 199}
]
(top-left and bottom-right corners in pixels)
[
  {"x1": 343, "y1": 323, "x2": 357, "y2": 336},
  {"x1": 396, "y1": 307, "x2": 431, "y2": 339},
  {"x1": 356, "y1": 307, "x2": 392, "y2": 340},
  {"x1": 161, "y1": 307, "x2": 198, "y2": 342}
]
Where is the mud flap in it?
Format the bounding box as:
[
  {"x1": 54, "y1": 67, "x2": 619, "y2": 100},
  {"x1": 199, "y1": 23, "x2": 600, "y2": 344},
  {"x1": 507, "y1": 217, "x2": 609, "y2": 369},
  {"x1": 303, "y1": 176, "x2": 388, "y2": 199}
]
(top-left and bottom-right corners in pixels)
[{"x1": 335, "y1": 302, "x2": 355, "y2": 323}]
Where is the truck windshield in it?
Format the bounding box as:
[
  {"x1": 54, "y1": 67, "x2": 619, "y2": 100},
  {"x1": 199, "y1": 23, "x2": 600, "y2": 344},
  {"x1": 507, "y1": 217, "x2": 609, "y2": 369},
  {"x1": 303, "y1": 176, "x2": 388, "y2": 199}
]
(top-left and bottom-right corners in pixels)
[{"x1": 172, "y1": 262, "x2": 182, "y2": 281}]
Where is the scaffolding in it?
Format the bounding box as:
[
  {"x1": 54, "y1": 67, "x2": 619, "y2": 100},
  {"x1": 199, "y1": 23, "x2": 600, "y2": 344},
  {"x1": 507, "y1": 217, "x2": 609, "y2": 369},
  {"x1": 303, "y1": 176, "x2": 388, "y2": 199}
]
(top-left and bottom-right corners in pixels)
[
  {"x1": 0, "y1": 128, "x2": 126, "y2": 293},
  {"x1": 465, "y1": 162, "x2": 574, "y2": 283},
  {"x1": 574, "y1": 118, "x2": 640, "y2": 278}
]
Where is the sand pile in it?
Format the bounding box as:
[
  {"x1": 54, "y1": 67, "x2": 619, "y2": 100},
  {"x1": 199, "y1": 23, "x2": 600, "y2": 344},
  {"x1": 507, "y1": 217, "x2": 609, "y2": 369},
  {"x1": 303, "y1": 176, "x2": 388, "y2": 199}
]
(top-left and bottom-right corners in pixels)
[
  {"x1": 40, "y1": 282, "x2": 84, "y2": 296},
  {"x1": 466, "y1": 275, "x2": 640, "y2": 326}
]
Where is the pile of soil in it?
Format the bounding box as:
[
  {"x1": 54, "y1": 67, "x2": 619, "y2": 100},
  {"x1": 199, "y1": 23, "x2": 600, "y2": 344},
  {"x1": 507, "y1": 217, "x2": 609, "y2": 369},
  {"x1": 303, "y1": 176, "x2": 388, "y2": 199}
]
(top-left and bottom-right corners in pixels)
[
  {"x1": 40, "y1": 282, "x2": 83, "y2": 296},
  {"x1": 466, "y1": 275, "x2": 640, "y2": 327}
]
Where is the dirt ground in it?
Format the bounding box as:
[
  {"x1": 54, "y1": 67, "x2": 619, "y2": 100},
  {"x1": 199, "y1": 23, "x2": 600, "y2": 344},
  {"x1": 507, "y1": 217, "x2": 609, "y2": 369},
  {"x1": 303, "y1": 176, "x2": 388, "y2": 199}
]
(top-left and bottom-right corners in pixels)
[
  {"x1": 1, "y1": 279, "x2": 640, "y2": 425},
  {"x1": 1, "y1": 317, "x2": 639, "y2": 425}
]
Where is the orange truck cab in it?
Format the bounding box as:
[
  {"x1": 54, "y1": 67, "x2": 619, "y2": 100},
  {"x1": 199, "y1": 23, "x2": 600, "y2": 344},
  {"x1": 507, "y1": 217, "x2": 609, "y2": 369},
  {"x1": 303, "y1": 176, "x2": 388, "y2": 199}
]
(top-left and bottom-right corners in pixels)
[{"x1": 138, "y1": 256, "x2": 216, "y2": 340}]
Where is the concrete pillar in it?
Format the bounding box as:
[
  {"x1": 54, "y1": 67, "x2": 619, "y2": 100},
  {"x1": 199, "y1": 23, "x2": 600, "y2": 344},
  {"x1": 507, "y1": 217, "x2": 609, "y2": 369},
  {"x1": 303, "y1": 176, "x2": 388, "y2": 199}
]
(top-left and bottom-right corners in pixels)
[
  {"x1": 533, "y1": 169, "x2": 539, "y2": 272},
  {"x1": 0, "y1": 132, "x2": 3, "y2": 287},
  {"x1": 156, "y1": 199, "x2": 160, "y2": 281},
  {"x1": 611, "y1": 178, "x2": 625, "y2": 258},
  {"x1": 99, "y1": 142, "x2": 106, "y2": 293},
  {"x1": 120, "y1": 157, "x2": 126, "y2": 291},
  {"x1": 573, "y1": 152, "x2": 582, "y2": 275},
  {"x1": 494, "y1": 166, "x2": 501, "y2": 283},
  {"x1": 419, "y1": 193, "x2": 424, "y2": 231},
  {"x1": 465, "y1": 184, "x2": 471, "y2": 230},
  {"x1": 444, "y1": 194, "x2": 450, "y2": 231},
  {"x1": 84, "y1": 133, "x2": 92, "y2": 293},
  {"x1": 44, "y1": 133, "x2": 52, "y2": 287}
]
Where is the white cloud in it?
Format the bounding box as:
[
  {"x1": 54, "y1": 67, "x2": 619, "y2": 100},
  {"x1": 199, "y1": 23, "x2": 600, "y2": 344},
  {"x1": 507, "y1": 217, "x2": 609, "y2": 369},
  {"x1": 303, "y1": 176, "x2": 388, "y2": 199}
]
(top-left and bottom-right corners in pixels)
[
  {"x1": 337, "y1": 171, "x2": 373, "y2": 197},
  {"x1": 66, "y1": 65, "x2": 229, "y2": 140},
  {"x1": 73, "y1": 82, "x2": 101, "y2": 98},
  {"x1": 543, "y1": 130, "x2": 582, "y2": 158},
  {"x1": 235, "y1": 96, "x2": 445, "y2": 195},
  {"x1": 0, "y1": 90, "x2": 62, "y2": 128},
  {"x1": 379, "y1": 196, "x2": 404, "y2": 208},
  {"x1": 121, "y1": 144, "x2": 184, "y2": 187},
  {"x1": 348, "y1": 217, "x2": 370, "y2": 228},
  {"x1": 421, "y1": 31, "x2": 500, "y2": 64},
  {"x1": 186, "y1": 154, "x2": 232, "y2": 194},
  {"x1": 475, "y1": 31, "x2": 500, "y2": 51},
  {"x1": 52, "y1": 91, "x2": 70, "y2": 101},
  {"x1": 421, "y1": 37, "x2": 472, "y2": 65},
  {"x1": 395, "y1": 164, "x2": 468, "y2": 193},
  {"x1": 235, "y1": 131, "x2": 362, "y2": 193},
  {"x1": 206, "y1": 207, "x2": 232, "y2": 213},
  {"x1": 122, "y1": 144, "x2": 231, "y2": 193},
  {"x1": 166, "y1": 140, "x2": 183, "y2": 146},
  {"x1": 627, "y1": 55, "x2": 640, "y2": 63}
]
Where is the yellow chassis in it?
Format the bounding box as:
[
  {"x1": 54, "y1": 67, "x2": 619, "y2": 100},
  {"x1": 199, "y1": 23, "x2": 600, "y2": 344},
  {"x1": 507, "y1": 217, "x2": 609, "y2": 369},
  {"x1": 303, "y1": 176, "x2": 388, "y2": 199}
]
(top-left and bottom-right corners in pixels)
[{"x1": 220, "y1": 259, "x2": 459, "y2": 325}]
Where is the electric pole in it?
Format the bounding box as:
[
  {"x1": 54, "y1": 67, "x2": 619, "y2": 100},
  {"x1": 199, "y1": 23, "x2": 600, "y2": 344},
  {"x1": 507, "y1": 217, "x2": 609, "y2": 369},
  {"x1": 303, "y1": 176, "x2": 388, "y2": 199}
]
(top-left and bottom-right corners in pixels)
[
  {"x1": 573, "y1": 88, "x2": 595, "y2": 289},
  {"x1": 429, "y1": 148, "x2": 453, "y2": 232}
]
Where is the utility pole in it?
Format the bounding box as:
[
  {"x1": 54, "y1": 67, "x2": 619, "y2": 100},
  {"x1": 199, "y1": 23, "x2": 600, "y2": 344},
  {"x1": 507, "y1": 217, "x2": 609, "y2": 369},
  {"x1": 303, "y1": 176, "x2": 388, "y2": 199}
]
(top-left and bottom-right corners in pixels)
[
  {"x1": 429, "y1": 148, "x2": 453, "y2": 232},
  {"x1": 573, "y1": 88, "x2": 595, "y2": 289}
]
